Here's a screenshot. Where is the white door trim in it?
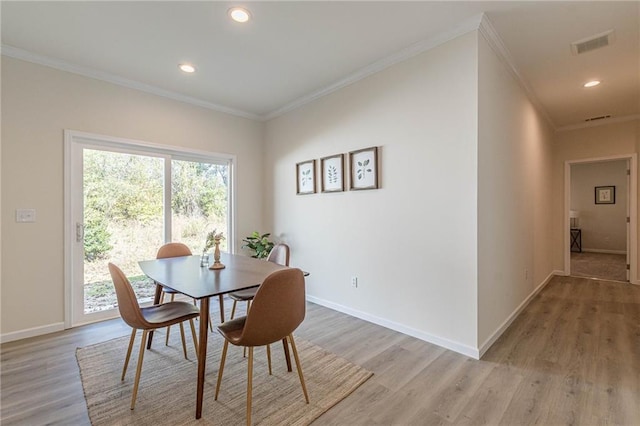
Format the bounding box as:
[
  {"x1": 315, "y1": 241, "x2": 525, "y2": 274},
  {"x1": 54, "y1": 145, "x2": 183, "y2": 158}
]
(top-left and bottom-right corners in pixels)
[{"x1": 564, "y1": 154, "x2": 637, "y2": 283}]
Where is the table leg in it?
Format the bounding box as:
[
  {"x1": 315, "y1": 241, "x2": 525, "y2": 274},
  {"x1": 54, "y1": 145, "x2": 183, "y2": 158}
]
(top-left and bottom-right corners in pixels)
[
  {"x1": 218, "y1": 295, "x2": 225, "y2": 323},
  {"x1": 282, "y1": 338, "x2": 292, "y2": 372},
  {"x1": 196, "y1": 297, "x2": 210, "y2": 419},
  {"x1": 147, "y1": 282, "x2": 163, "y2": 349}
]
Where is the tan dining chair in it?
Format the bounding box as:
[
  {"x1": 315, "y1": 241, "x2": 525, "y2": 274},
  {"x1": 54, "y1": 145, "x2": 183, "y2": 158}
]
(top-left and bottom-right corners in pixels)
[
  {"x1": 156, "y1": 242, "x2": 213, "y2": 344},
  {"x1": 228, "y1": 243, "x2": 291, "y2": 371},
  {"x1": 108, "y1": 263, "x2": 200, "y2": 410},
  {"x1": 229, "y1": 243, "x2": 290, "y2": 319},
  {"x1": 214, "y1": 268, "x2": 309, "y2": 425}
]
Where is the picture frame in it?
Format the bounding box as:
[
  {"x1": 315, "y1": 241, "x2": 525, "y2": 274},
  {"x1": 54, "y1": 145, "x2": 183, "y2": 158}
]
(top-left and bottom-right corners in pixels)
[
  {"x1": 595, "y1": 185, "x2": 615, "y2": 204},
  {"x1": 320, "y1": 154, "x2": 345, "y2": 193},
  {"x1": 296, "y1": 159, "x2": 316, "y2": 195},
  {"x1": 349, "y1": 147, "x2": 378, "y2": 190}
]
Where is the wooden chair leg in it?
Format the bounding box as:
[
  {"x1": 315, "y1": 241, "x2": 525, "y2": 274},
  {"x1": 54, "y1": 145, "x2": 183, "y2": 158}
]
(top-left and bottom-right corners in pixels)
[
  {"x1": 131, "y1": 330, "x2": 149, "y2": 410},
  {"x1": 179, "y1": 322, "x2": 188, "y2": 359},
  {"x1": 266, "y1": 344, "x2": 272, "y2": 375},
  {"x1": 247, "y1": 346, "x2": 254, "y2": 426},
  {"x1": 288, "y1": 334, "x2": 309, "y2": 403},
  {"x1": 122, "y1": 328, "x2": 136, "y2": 381},
  {"x1": 189, "y1": 319, "x2": 198, "y2": 356},
  {"x1": 215, "y1": 340, "x2": 229, "y2": 400}
]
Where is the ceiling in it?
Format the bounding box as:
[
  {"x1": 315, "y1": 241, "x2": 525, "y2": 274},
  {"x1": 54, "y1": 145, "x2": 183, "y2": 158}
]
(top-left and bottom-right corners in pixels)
[{"x1": 2, "y1": 1, "x2": 638, "y2": 129}]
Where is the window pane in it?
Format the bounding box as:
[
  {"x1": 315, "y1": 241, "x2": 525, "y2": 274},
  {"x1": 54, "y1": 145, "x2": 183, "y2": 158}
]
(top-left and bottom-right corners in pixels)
[
  {"x1": 171, "y1": 160, "x2": 229, "y2": 254},
  {"x1": 83, "y1": 149, "x2": 163, "y2": 313}
]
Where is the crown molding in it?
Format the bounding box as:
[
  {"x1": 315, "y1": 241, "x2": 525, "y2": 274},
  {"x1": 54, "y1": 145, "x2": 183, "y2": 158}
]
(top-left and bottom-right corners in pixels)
[
  {"x1": 556, "y1": 114, "x2": 640, "y2": 132},
  {"x1": 478, "y1": 14, "x2": 557, "y2": 131},
  {"x1": 1, "y1": 44, "x2": 262, "y2": 121},
  {"x1": 263, "y1": 13, "x2": 485, "y2": 121}
]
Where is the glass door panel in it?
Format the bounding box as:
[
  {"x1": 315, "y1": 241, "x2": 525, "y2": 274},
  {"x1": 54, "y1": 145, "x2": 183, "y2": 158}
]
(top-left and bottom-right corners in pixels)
[
  {"x1": 82, "y1": 149, "x2": 164, "y2": 315},
  {"x1": 171, "y1": 159, "x2": 229, "y2": 254}
]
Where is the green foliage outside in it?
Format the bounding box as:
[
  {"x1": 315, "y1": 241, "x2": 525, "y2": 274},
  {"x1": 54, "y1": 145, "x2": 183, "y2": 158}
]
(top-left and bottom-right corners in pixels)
[{"x1": 82, "y1": 149, "x2": 229, "y2": 313}]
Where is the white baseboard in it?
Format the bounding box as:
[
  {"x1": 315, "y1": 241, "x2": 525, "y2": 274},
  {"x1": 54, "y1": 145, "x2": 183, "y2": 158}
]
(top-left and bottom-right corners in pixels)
[
  {"x1": 582, "y1": 248, "x2": 626, "y2": 255},
  {"x1": 1, "y1": 322, "x2": 65, "y2": 344},
  {"x1": 305, "y1": 295, "x2": 480, "y2": 359},
  {"x1": 477, "y1": 270, "x2": 560, "y2": 358}
]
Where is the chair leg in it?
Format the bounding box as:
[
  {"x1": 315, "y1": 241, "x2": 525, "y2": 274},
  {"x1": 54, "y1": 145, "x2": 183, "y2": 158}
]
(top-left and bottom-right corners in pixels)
[
  {"x1": 189, "y1": 319, "x2": 198, "y2": 356},
  {"x1": 179, "y1": 322, "x2": 188, "y2": 360},
  {"x1": 121, "y1": 328, "x2": 136, "y2": 381},
  {"x1": 131, "y1": 330, "x2": 149, "y2": 410},
  {"x1": 215, "y1": 340, "x2": 229, "y2": 400},
  {"x1": 247, "y1": 346, "x2": 254, "y2": 426},
  {"x1": 266, "y1": 344, "x2": 272, "y2": 375},
  {"x1": 288, "y1": 334, "x2": 309, "y2": 403}
]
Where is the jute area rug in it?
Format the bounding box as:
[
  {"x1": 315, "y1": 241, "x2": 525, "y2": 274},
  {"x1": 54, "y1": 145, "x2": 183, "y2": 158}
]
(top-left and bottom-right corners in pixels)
[{"x1": 76, "y1": 332, "x2": 372, "y2": 425}]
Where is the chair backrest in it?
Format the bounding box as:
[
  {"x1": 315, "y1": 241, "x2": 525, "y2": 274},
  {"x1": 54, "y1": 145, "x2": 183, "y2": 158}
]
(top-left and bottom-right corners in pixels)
[
  {"x1": 108, "y1": 263, "x2": 148, "y2": 329},
  {"x1": 239, "y1": 268, "x2": 305, "y2": 347},
  {"x1": 156, "y1": 242, "x2": 192, "y2": 259},
  {"x1": 266, "y1": 243, "x2": 290, "y2": 266}
]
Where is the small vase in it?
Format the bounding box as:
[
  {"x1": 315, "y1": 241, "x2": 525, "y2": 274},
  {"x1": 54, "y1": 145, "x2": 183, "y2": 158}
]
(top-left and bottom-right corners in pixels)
[{"x1": 200, "y1": 252, "x2": 209, "y2": 267}]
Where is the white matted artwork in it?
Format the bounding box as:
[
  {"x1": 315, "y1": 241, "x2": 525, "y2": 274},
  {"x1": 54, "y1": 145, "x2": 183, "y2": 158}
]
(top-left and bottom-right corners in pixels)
[
  {"x1": 296, "y1": 159, "x2": 316, "y2": 195},
  {"x1": 320, "y1": 154, "x2": 344, "y2": 193},
  {"x1": 349, "y1": 147, "x2": 378, "y2": 190}
]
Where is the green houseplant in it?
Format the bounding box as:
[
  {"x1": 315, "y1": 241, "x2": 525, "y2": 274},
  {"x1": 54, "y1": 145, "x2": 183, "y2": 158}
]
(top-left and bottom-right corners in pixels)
[{"x1": 242, "y1": 231, "x2": 274, "y2": 259}]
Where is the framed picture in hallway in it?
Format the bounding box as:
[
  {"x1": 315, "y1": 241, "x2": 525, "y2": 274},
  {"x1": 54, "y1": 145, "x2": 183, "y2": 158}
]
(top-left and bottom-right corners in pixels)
[{"x1": 595, "y1": 186, "x2": 615, "y2": 204}]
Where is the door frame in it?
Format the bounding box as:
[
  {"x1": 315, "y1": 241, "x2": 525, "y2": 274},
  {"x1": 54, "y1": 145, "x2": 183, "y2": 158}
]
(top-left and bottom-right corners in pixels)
[
  {"x1": 63, "y1": 130, "x2": 237, "y2": 328},
  {"x1": 564, "y1": 153, "x2": 637, "y2": 283}
]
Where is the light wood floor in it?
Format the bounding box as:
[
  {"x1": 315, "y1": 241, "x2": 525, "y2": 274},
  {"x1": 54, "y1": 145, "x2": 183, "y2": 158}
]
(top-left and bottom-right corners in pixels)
[
  {"x1": 571, "y1": 251, "x2": 627, "y2": 282},
  {"x1": 2, "y1": 275, "x2": 639, "y2": 425}
]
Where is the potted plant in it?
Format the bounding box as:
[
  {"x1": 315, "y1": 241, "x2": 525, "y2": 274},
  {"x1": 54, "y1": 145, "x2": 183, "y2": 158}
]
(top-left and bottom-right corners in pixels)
[{"x1": 242, "y1": 231, "x2": 274, "y2": 259}]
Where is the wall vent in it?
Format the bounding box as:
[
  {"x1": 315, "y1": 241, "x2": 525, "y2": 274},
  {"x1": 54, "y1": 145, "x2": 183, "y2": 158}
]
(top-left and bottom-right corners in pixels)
[
  {"x1": 571, "y1": 30, "x2": 615, "y2": 55},
  {"x1": 584, "y1": 114, "x2": 611, "y2": 122}
]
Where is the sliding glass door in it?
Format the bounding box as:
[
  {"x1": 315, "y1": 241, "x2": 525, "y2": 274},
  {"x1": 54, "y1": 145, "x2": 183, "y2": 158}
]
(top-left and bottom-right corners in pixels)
[{"x1": 66, "y1": 132, "x2": 233, "y2": 326}]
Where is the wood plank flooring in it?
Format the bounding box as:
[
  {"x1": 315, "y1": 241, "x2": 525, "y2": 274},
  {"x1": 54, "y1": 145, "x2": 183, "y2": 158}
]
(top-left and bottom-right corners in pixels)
[{"x1": 1, "y1": 275, "x2": 639, "y2": 425}]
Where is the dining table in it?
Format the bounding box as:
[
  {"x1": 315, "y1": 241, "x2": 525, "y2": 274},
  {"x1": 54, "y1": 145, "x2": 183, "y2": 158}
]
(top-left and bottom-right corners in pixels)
[{"x1": 138, "y1": 252, "x2": 288, "y2": 419}]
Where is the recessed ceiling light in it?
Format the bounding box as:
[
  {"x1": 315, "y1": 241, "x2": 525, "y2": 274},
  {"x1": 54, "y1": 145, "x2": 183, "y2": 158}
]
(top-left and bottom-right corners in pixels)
[
  {"x1": 228, "y1": 7, "x2": 251, "y2": 23},
  {"x1": 178, "y1": 63, "x2": 196, "y2": 73},
  {"x1": 583, "y1": 80, "x2": 601, "y2": 88}
]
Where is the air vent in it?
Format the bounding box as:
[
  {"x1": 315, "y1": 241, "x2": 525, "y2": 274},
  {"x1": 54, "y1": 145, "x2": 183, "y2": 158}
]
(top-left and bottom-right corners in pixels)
[
  {"x1": 571, "y1": 30, "x2": 615, "y2": 55},
  {"x1": 584, "y1": 115, "x2": 611, "y2": 122}
]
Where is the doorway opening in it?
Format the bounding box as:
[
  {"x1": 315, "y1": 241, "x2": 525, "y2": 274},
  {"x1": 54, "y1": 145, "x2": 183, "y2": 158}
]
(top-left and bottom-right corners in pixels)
[{"x1": 564, "y1": 154, "x2": 637, "y2": 283}]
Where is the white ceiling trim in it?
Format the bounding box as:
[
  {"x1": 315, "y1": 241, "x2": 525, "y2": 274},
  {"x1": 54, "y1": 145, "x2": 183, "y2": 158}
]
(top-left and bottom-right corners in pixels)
[
  {"x1": 264, "y1": 13, "x2": 485, "y2": 121},
  {"x1": 478, "y1": 14, "x2": 557, "y2": 131},
  {"x1": 0, "y1": 44, "x2": 262, "y2": 121},
  {"x1": 556, "y1": 114, "x2": 640, "y2": 132}
]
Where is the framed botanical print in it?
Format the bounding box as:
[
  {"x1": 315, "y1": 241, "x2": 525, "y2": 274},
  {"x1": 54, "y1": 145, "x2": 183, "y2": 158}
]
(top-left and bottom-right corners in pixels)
[
  {"x1": 349, "y1": 147, "x2": 378, "y2": 190},
  {"x1": 595, "y1": 185, "x2": 615, "y2": 204},
  {"x1": 296, "y1": 160, "x2": 316, "y2": 195},
  {"x1": 320, "y1": 154, "x2": 345, "y2": 192}
]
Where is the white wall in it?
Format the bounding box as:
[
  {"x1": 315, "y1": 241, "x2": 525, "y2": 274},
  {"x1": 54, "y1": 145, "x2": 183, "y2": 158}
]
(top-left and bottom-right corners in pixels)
[
  {"x1": 552, "y1": 120, "x2": 639, "y2": 275},
  {"x1": 571, "y1": 160, "x2": 627, "y2": 253},
  {"x1": 264, "y1": 32, "x2": 480, "y2": 354},
  {"x1": 1, "y1": 57, "x2": 264, "y2": 338},
  {"x1": 477, "y1": 34, "x2": 555, "y2": 350}
]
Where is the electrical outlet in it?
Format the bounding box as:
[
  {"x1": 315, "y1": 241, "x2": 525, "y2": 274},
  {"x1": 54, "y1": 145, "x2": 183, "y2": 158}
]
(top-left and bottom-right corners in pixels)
[
  {"x1": 16, "y1": 208, "x2": 36, "y2": 223},
  {"x1": 351, "y1": 276, "x2": 358, "y2": 288},
  {"x1": 524, "y1": 269, "x2": 529, "y2": 281}
]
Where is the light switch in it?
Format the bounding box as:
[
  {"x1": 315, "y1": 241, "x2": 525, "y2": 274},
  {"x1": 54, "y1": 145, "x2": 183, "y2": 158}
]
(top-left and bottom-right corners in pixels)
[{"x1": 16, "y1": 209, "x2": 36, "y2": 223}]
